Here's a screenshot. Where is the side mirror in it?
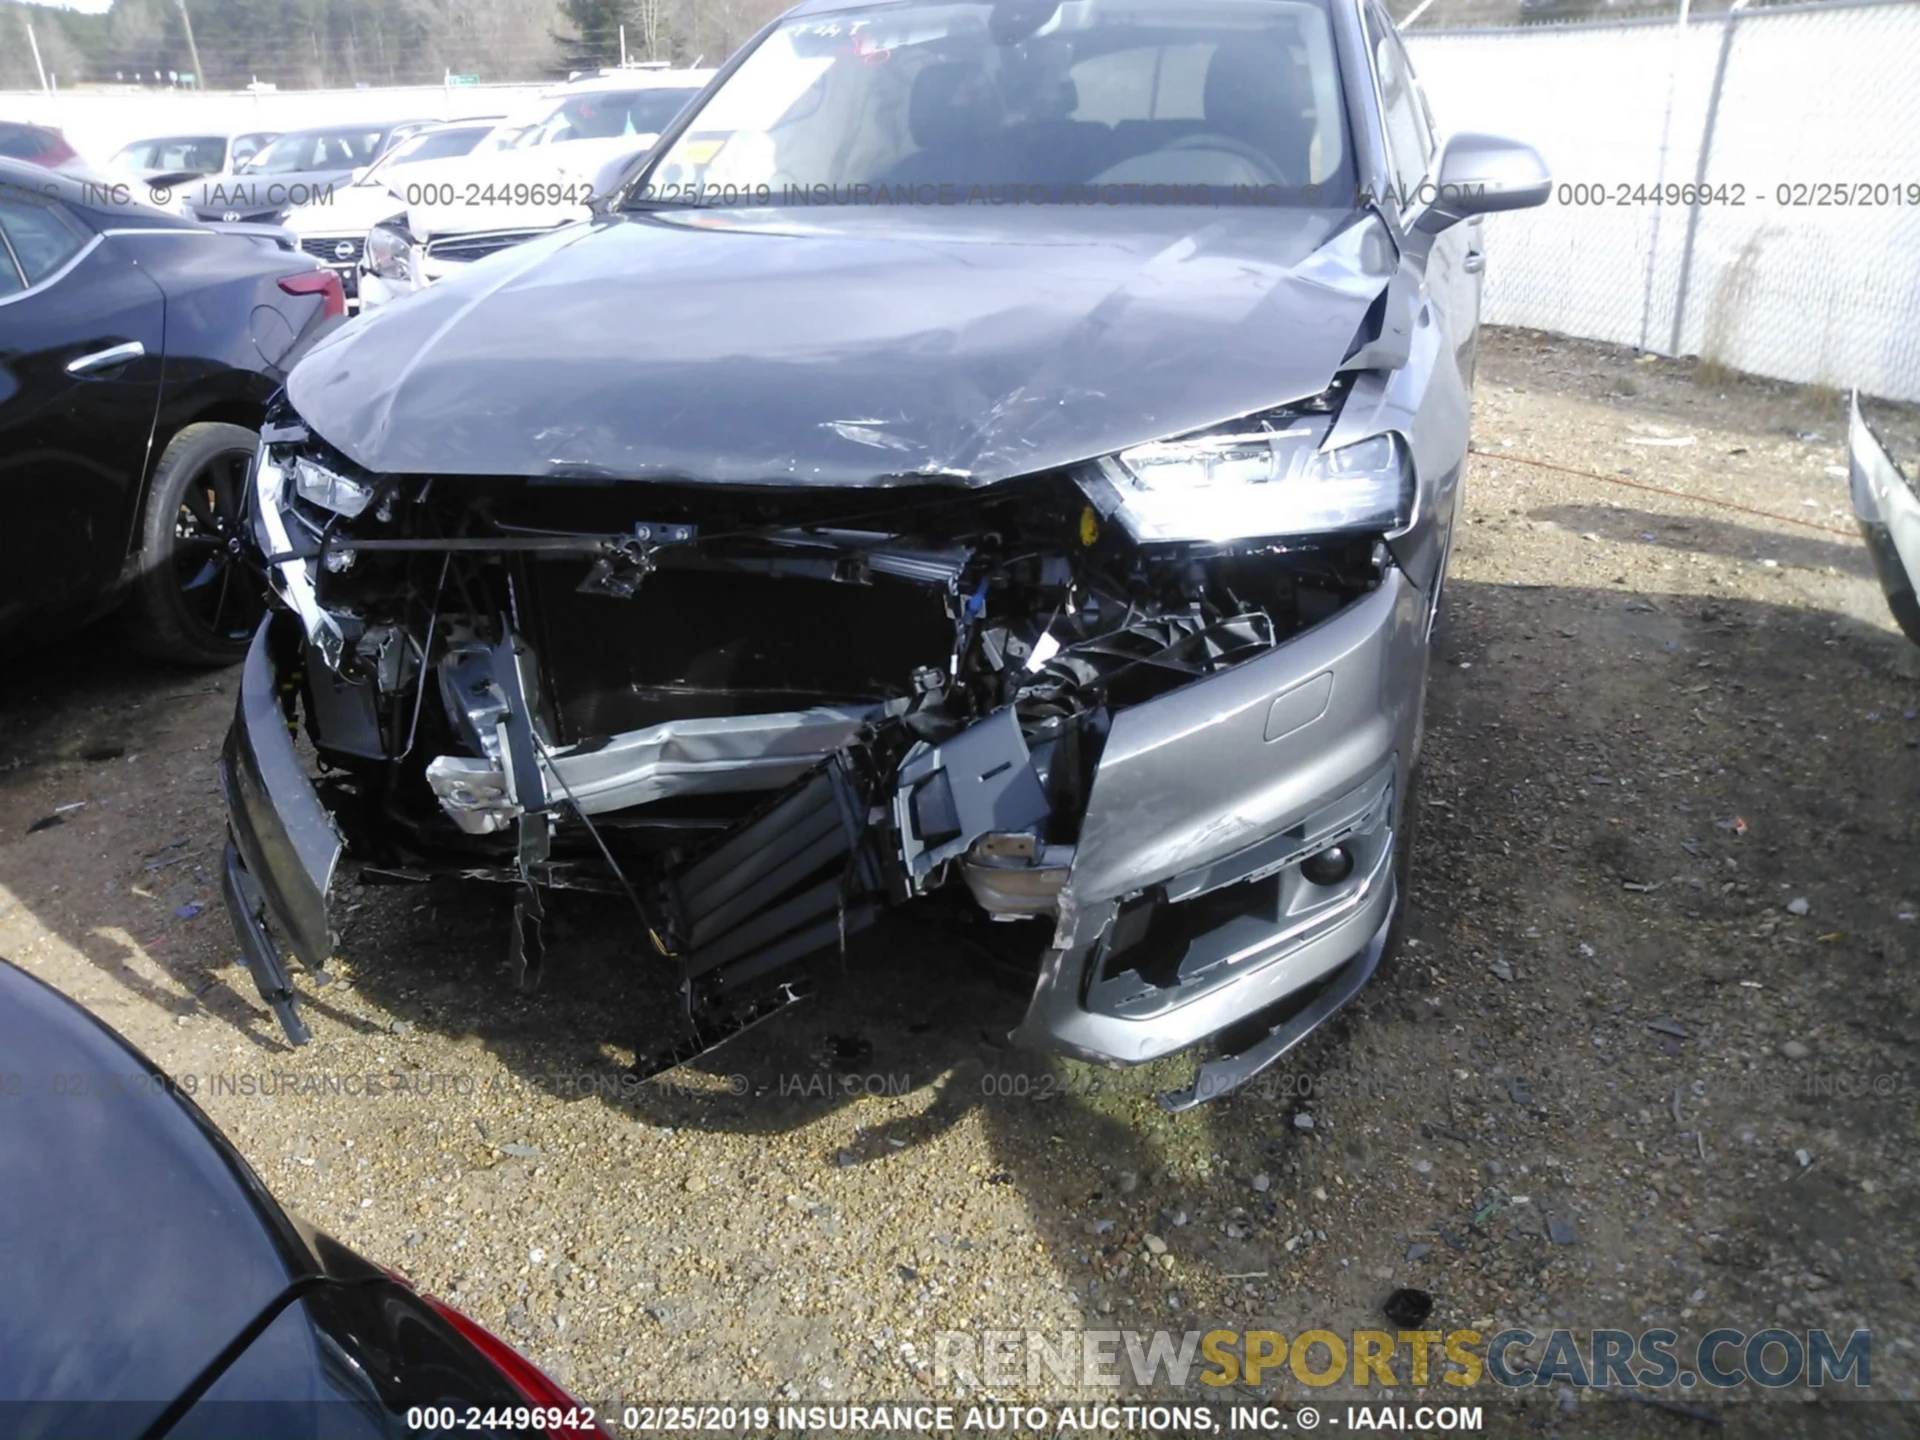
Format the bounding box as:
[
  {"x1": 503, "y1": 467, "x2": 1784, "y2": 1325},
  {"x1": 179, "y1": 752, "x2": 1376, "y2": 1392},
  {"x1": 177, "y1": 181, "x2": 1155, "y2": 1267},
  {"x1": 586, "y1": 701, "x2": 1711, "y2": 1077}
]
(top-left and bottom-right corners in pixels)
[{"x1": 1412, "y1": 132, "x2": 1550, "y2": 238}]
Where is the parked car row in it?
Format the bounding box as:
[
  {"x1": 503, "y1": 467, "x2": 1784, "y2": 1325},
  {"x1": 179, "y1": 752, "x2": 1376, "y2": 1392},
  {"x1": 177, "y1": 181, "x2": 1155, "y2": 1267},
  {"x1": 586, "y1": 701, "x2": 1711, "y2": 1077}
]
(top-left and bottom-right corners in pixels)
[
  {"x1": 178, "y1": 117, "x2": 440, "y2": 226},
  {"x1": 281, "y1": 119, "x2": 506, "y2": 299},
  {"x1": 38, "y1": 67, "x2": 711, "y2": 316},
  {"x1": 110, "y1": 128, "x2": 281, "y2": 184},
  {"x1": 0, "y1": 66, "x2": 717, "y2": 669},
  {"x1": 355, "y1": 69, "x2": 712, "y2": 308}
]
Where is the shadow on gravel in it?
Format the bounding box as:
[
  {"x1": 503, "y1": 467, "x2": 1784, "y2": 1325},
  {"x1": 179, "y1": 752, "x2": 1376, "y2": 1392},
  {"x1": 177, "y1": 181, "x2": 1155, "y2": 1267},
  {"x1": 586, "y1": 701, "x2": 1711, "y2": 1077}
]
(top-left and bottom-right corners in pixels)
[
  {"x1": 1529, "y1": 503, "x2": 1873, "y2": 579},
  {"x1": 0, "y1": 626, "x2": 386, "y2": 1051},
  {"x1": 315, "y1": 575, "x2": 1920, "y2": 1437},
  {"x1": 7, "y1": 577, "x2": 1917, "y2": 1438}
]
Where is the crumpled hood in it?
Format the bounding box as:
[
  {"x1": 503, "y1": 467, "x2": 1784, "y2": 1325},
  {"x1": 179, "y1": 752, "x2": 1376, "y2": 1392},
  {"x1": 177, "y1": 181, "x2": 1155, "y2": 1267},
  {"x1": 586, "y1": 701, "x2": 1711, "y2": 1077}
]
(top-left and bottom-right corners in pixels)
[{"x1": 288, "y1": 205, "x2": 1393, "y2": 486}]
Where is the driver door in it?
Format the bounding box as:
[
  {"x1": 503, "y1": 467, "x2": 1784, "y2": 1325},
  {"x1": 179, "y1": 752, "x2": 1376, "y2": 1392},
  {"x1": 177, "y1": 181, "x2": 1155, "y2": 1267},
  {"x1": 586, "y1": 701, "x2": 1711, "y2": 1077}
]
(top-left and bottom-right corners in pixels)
[{"x1": 0, "y1": 193, "x2": 166, "y2": 633}]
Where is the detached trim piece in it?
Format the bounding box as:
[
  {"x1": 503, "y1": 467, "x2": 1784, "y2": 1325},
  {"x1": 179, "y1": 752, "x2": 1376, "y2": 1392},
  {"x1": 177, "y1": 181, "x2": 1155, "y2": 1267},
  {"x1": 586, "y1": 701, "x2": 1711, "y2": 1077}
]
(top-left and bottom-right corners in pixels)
[
  {"x1": 222, "y1": 842, "x2": 311, "y2": 1045},
  {"x1": 217, "y1": 621, "x2": 343, "y2": 1042}
]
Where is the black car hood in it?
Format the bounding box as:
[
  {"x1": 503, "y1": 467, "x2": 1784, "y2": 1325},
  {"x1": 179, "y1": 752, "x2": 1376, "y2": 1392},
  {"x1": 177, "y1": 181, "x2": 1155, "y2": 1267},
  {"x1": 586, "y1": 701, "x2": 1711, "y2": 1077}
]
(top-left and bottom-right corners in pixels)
[
  {"x1": 0, "y1": 960, "x2": 303, "y2": 1428},
  {"x1": 290, "y1": 206, "x2": 1394, "y2": 487}
]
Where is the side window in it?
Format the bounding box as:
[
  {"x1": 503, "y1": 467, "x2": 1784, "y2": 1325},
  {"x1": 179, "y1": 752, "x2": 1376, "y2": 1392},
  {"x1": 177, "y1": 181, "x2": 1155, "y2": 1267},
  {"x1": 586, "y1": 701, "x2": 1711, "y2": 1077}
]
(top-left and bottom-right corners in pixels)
[
  {"x1": 1367, "y1": 3, "x2": 1433, "y2": 198},
  {"x1": 0, "y1": 196, "x2": 87, "y2": 287}
]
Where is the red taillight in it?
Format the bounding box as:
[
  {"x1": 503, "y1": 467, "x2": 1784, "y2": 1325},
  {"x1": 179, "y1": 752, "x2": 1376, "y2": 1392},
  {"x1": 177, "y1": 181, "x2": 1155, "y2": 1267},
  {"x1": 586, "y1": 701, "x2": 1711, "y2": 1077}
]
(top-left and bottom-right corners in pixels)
[
  {"x1": 423, "y1": 1293, "x2": 610, "y2": 1440},
  {"x1": 279, "y1": 268, "x2": 346, "y2": 321}
]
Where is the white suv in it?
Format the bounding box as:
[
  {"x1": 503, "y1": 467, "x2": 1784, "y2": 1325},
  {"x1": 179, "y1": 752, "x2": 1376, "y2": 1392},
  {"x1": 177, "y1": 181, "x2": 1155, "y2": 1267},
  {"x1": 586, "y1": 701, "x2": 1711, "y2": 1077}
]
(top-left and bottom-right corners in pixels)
[{"x1": 358, "y1": 69, "x2": 712, "y2": 311}]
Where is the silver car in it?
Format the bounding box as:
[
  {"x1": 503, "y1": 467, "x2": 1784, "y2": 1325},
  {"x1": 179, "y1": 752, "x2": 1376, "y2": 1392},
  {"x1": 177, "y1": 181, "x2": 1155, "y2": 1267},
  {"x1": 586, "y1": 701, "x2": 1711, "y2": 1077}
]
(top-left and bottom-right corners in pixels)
[
  {"x1": 185, "y1": 120, "x2": 433, "y2": 225},
  {"x1": 1849, "y1": 393, "x2": 1920, "y2": 646},
  {"x1": 219, "y1": 0, "x2": 1547, "y2": 1109},
  {"x1": 108, "y1": 130, "x2": 280, "y2": 184}
]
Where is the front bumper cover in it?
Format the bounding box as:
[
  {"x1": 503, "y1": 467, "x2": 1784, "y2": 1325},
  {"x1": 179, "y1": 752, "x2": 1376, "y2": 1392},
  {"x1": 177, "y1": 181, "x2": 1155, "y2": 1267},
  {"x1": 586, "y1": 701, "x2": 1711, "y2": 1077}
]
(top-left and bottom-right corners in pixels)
[
  {"x1": 218, "y1": 620, "x2": 341, "y2": 1043},
  {"x1": 220, "y1": 568, "x2": 1423, "y2": 1096},
  {"x1": 1011, "y1": 569, "x2": 1422, "y2": 1103}
]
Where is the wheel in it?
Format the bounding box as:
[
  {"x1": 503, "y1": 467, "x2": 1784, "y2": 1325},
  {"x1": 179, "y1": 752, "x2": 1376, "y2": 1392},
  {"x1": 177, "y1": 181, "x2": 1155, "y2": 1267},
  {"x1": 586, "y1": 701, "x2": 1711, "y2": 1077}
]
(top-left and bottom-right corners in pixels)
[{"x1": 121, "y1": 422, "x2": 268, "y2": 665}]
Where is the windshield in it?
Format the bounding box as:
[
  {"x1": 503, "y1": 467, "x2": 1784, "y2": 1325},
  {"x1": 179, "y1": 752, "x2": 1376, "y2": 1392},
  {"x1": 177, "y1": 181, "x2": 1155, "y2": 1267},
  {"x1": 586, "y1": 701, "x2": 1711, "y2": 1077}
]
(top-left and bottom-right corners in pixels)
[
  {"x1": 518, "y1": 88, "x2": 702, "y2": 147},
  {"x1": 641, "y1": 0, "x2": 1351, "y2": 208},
  {"x1": 357, "y1": 126, "x2": 490, "y2": 182},
  {"x1": 113, "y1": 136, "x2": 227, "y2": 172},
  {"x1": 240, "y1": 128, "x2": 384, "y2": 174}
]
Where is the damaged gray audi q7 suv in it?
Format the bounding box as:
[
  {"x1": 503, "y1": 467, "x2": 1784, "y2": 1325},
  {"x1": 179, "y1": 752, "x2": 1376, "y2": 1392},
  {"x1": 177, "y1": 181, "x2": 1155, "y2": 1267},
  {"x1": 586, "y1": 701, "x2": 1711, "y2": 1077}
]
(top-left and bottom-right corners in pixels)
[{"x1": 220, "y1": 0, "x2": 1547, "y2": 1109}]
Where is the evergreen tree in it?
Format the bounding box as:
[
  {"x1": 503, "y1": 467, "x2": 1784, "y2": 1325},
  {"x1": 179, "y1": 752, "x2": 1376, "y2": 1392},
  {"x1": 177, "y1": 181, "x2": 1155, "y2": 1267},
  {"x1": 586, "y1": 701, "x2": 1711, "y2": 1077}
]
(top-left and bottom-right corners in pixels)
[{"x1": 551, "y1": 0, "x2": 631, "y2": 74}]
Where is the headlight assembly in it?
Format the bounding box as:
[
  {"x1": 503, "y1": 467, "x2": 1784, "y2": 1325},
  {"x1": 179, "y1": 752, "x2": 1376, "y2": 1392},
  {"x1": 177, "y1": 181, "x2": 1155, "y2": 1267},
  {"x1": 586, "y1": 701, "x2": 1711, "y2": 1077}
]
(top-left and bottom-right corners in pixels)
[
  {"x1": 1084, "y1": 428, "x2": 1414, "y2": 545},
  {"x1": 365, "y1": 222, "x2": 413, "y2": 280},
  {"x1": 252, "y1": 444, "x2": 347, "y2": 670},
  {"x1": 291, "y1": 455, "x2": 375, "y2": 517}
]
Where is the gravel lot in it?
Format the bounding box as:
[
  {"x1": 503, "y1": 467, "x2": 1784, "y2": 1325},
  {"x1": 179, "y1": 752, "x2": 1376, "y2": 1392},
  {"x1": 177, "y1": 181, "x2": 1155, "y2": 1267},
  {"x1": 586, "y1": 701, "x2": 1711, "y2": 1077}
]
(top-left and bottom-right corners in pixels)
[{"x1": 3, "y1": 328, "x2": 1918, "y2": 1438}]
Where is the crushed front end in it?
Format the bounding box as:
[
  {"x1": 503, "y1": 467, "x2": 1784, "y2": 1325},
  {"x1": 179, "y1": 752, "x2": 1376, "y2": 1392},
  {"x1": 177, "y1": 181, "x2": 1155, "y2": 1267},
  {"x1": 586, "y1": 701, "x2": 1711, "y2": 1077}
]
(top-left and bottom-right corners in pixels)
[{"x1": 219, "y1": 392, "x2": 1433, "y2": 1108}]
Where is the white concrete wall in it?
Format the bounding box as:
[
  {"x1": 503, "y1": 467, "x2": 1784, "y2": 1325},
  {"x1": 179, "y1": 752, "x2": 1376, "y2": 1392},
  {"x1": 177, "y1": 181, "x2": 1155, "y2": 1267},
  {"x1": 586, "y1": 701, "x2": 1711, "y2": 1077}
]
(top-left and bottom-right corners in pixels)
[{"x1": 1406, "y1": 0, "x2": 1920, "y2": 400}]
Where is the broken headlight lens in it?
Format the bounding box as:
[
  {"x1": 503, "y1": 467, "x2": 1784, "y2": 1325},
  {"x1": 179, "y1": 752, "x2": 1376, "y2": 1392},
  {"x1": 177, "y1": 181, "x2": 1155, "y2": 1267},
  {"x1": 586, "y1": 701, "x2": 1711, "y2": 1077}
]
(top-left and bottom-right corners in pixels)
[
  {"x1": 1089, "y1": 430, "x2": 1413, "y2": 544},
  {"x1": 365, "y1": 222, "x2": 412, "y2": 280},
  {"x1": 291, "y1": 455, "x2": 375, "y2": 517},
  {"x1": 253, "y1": 446, "x2": 347, "y2": 670}
]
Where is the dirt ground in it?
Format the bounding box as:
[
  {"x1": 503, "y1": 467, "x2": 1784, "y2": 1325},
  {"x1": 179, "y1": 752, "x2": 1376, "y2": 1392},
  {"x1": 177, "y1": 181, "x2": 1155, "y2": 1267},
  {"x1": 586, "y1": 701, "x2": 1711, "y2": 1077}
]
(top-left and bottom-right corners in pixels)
[{"x1": 3, "y1": 328, "x2": 1918, "y2": 1439}]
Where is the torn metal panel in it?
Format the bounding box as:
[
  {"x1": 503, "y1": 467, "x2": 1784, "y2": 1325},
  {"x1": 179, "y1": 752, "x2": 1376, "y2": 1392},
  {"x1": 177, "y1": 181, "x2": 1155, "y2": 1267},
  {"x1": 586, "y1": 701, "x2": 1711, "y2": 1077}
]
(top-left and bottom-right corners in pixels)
[
  {"x1": 231, "y1": 329, "x2": 1448, "y2": 1094},
  {"x1": 427, "y1": 705, "x2": 884, "y2": 834},
  {"x1": 1065, "y1": 573, "x2": 1421, "y2": 905}
]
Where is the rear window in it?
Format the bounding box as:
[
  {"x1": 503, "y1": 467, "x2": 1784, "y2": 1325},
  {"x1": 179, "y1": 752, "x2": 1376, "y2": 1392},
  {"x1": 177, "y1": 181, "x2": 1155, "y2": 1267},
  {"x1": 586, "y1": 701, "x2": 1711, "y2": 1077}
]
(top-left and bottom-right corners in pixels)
[
  {"x1": 0, "y1": 194, "x2": 88, "y2": 286},
  {"x1": 116, "y1": 136, "x2": 227, "y2": 172},
  {"x1": 246, "y1": 129, "x2": 384, "y2": 173},
  {"x1": 0, "y1": 123, "x2": 59, "y2": 160},
  {"x1": 389, "y1": 128, "x2": 490, "y2": 164}
]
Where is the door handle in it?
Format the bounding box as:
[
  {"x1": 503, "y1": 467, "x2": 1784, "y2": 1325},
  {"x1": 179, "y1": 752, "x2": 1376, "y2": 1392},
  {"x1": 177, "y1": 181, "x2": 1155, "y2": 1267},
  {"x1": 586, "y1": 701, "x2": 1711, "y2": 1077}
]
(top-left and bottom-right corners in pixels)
[
  {"x1": 1462, "y1": 251, "x2": 1486, "y2": 275},
  {"x1": 66, "y1": 341, "x2": 145, "y2": 377}
]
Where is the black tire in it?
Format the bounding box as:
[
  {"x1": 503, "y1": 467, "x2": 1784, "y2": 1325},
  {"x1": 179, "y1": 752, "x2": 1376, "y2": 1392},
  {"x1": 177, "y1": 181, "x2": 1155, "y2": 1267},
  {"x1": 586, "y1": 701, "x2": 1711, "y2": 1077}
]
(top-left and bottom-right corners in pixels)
[{"x1": 121, "y1": 422, "x2": 268, "y2": 665}]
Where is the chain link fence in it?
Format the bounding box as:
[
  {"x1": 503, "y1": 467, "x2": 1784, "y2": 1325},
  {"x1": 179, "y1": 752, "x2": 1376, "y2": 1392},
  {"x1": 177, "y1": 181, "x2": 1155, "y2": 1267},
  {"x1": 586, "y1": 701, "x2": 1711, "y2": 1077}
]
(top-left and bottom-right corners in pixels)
[{"x1": 1406, "y1": 0, "x2": 1920, "y2": 400}]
